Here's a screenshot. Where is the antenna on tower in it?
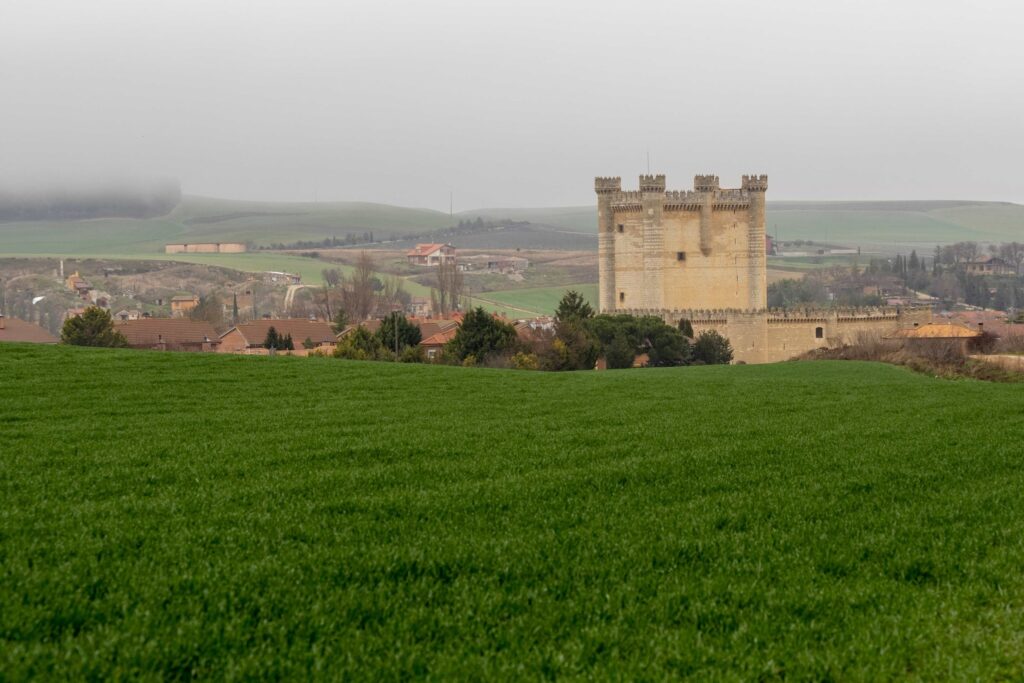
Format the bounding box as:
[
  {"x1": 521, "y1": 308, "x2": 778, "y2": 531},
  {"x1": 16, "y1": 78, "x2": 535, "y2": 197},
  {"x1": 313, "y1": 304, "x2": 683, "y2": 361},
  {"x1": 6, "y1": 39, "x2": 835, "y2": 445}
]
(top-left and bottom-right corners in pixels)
[
  {"x1": 450, "y1": 191, "x2": 453, "y2": 217},
  {"x1": 646, "y1": 148, "x2": 650, "y2": 174}
]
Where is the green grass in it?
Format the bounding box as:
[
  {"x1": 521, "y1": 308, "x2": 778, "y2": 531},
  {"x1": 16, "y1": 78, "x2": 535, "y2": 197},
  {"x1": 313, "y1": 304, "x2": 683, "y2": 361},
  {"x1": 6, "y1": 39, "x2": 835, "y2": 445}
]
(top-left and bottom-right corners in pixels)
[
  {"x1": 3, "y1": 345, "x2": 1024, "y2": 678},
  {"x1": 479, "y1": 283, "x2": 598, "y2": 316}
]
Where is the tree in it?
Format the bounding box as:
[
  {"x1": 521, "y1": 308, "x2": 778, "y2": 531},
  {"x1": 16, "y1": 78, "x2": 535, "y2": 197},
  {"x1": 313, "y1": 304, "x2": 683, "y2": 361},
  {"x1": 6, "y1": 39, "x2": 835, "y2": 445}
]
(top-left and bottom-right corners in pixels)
[
  {"x1": 375, "y1": 312, "x2": 422, "y2": 356},
  {"x1": 263, "y1": 326, "x2": 281, "y2": 349},
  {"x1": 678, "y1": 319, "x2": 694, "y2": 338},
  {"x1": 334, "y1": 326, "x2": 385, "y2": 361},
  {"x1": 692, "y1": 330, "x2": 733, "y2": 365},
  {"x1": 190, "y1": 293, "x2": 223, "y2": 329},
  {"x1": 638, "y1": 316, "x2": 691, "y2": 367},
  {"x1": 232, "y1": 293, "x2": 239, "y2": 325},
  {"x1": 433, "y1": 259, "x2": 464, "y2": 317},
  {"x1": 341, "y1": 252, "x2": 378, "y2": 322},
  {"x1": 604, "y1": 330, "x2": 635, "y2": 369},
  {"x1": 555, "y1": 290, "x2": 594, "y2": 323},
  {"x1": 61, "y1": 307, "x2": 128, "y2": 347},
  {"x1": 445, "y1": 307, "x2": 517, "y2": 364},
  {"x1": 999, "y1": 242, "x2": 1024, "y2": 275}
]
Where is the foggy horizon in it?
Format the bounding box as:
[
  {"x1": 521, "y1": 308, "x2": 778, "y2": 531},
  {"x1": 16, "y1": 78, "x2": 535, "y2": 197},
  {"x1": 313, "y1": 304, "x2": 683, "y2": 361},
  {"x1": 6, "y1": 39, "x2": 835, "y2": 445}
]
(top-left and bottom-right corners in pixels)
[{"x1": 3, "y1": 0, "x2": 1022, "y2": 211}]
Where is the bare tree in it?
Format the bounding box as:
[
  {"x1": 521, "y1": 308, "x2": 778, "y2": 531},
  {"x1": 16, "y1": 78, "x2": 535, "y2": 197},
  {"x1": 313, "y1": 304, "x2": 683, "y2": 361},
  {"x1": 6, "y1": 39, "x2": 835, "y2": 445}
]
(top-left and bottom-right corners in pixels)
[
  {"x1": 342, "y1": 251, "x2": 378, "y2": 322},
  {"x1": 433, "y1": 260, "x2": 464, "y2": 317},
  {"x1": 377, "y1": 275, "x2": 407, "y2": 314},
  {"x1": 999, "y1": 242, "x2": 1024, "y2": 274}
]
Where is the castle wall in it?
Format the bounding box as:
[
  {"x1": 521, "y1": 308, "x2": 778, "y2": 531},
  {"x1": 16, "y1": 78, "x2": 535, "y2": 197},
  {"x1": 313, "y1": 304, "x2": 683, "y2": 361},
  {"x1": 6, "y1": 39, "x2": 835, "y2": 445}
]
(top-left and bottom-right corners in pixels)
[{"x1": 638, "y1": 308, "x2": 929, "y2": 364}]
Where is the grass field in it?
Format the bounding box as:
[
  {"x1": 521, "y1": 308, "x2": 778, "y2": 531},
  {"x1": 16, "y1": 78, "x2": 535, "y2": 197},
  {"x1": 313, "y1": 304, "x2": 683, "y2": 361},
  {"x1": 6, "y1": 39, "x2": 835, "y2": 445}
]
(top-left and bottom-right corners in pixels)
[
  {"x1": 479, "y1": 283, "x2": 598, "y2": 317},
  {"x1": 3, "y1": 345, "x2": 1024, "y2": 678},
  {"x1": 1, "y1": 196, "x2": 1021, "y2": 259}
]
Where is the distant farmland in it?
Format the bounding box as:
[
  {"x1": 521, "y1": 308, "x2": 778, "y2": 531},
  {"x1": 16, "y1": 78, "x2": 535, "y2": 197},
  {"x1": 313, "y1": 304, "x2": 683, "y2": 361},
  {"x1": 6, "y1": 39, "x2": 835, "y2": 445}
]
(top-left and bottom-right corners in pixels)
[
  {"x1": 1, "y1": 195, "x2": 1021, "y2": 259},
  {"x1": 3, "y1": 345, "x2": 1024, "y2": 678}
]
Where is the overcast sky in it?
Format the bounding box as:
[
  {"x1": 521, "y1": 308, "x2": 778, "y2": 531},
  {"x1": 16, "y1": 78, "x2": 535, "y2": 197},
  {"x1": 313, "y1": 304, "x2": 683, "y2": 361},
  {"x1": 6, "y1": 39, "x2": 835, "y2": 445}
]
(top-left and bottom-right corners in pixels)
[{"x1": 2, "y1": 0, "x2": 1022, "y2": 209}]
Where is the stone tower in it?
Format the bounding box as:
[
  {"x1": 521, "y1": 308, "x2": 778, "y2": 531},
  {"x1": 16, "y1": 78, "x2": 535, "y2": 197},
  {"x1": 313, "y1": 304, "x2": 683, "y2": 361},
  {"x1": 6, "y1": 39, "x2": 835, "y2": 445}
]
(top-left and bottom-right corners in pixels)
[{"x1": 595, "y1": 173, "x2": 768, "y2": 313}]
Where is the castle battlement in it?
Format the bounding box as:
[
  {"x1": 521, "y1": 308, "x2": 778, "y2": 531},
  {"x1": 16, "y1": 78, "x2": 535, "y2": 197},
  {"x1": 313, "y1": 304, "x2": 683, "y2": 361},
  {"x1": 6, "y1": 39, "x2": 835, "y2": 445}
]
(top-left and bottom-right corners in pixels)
[
  {"x1": 594, "y1": 176, "x2": 622, "y2": 194},
  {"x1": 693, "y1": 174, "x2": 720, "y2": 192},
  {"x1": 742, "y1": 174, "x2": 768, "y2": 192},
  {"x1": 639, "y1": 174, "x2": 666, "y2": 193}
]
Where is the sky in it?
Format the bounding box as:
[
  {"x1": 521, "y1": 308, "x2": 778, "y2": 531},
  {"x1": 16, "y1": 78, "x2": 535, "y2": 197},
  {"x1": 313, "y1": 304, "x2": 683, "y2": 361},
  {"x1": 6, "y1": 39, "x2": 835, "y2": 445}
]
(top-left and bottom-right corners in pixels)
[{"x1": 2, "y1": 0, "x2": 1022, "y2": 209}]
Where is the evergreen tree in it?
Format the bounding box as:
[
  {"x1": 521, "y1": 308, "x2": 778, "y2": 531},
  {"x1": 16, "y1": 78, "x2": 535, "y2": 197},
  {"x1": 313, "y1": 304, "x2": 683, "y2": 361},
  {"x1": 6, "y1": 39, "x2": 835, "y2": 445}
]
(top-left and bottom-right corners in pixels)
[
  {"x1": 61, "y1": 307, "x2": 128, "y2": 347},
  {"x1": 445, "y1": 307, "x2": 518, "y2": 364},
  {"x1": 263, "y1": 326, "x2": 280, "y2": 349},
  {"x1": 375, "y1": 312, "x2": 422, "y2": 356},
  {"x1": 555, "y1": 290, "x2": 594, "y2": 323}
]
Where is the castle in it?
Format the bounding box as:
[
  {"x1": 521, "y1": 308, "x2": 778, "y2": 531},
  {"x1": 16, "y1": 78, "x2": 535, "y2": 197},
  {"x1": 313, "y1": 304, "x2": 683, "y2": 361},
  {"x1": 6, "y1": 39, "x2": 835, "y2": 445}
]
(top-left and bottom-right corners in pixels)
[{"x1": 595, "y1": 174, "x2": 928, "y2": 363}]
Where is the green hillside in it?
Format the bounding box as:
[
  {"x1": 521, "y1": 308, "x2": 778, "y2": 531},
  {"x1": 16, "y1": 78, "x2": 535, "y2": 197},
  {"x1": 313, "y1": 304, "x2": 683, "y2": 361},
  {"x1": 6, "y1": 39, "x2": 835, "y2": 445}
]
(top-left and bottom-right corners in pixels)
[
  {"x1": 0, "y1": 195, "x2": 1021, "y2": 258},
  {"x1": 3, "y1": 345, "x2": 1024, "y2": 678}
]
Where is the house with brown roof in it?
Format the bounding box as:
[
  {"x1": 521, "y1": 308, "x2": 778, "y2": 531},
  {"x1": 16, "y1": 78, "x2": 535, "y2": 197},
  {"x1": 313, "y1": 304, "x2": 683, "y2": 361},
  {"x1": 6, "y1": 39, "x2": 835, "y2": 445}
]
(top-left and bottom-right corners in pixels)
[
  {"x1": 406, "y1": 243, "x2": 455, "y2": 267},
  {"x1": 887, "y1": 322, "x2": 982, "y2": 353},
  {"x1": 0, "y1": 315, "x2": 59, "y2": 344},
  {"x1": 419, "y1": 326, "x2": 458, "y2": 360},
  {"x1": 963, "y1": 255, "x2": 1016, "y2": 276},
  {"x1": 219, "y1": 319, "x2": 336, "y2": 354},
  {"x1": 170, "y1": 294, "x2": 200, "y2": 318},
  {"x1": 116, "y1": 318, "x2": 220, "y2": 351}
]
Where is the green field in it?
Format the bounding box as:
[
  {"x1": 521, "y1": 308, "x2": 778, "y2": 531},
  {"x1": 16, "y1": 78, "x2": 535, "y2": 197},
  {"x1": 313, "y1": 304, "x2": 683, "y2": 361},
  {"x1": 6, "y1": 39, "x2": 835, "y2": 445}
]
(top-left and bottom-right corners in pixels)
[
  {"x1": 1, "y1": 196, "x2": 1021, "y2": 260},
  {"x1": 479, "y1": 283, "x2": 598, "y2": 317},
  {"x1": 3, "y1": 345, "x2": 1024, "y2": 678}
]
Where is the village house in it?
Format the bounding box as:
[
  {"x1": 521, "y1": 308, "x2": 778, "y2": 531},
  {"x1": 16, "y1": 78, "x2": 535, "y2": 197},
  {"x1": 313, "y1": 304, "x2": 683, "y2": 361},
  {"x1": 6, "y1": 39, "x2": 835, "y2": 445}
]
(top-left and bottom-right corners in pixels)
[
  {"x1": 114, "y1": 309, "x2": 145, "y2": 321},
  {"x1": 406, "y1": 296, "x2": 432, "y2": 318},
  {"x1": 963, "y1": 255, "x2": 1017, "y2": 276},
  {"x1": 264, "y1": 272, "x2": 301, "y2": 285},
  {"x1": 406, "y1": 243, "x2": 456, "y2": 267},
  {"x1": 116, "y1": 318, "x2": 221, "y2": 352},
  {"x1": 65, "y1": 271, "x2": 93, "y2": 299},
  {"x1": 170, "y1": 295, "x2": 200, "y2": 317},
  {"x1": 887, "y1": 322, "x2": 982, "y2": 354},
  {"x1": 0, "y1": 315, "x2": 59, "y2": 344},
  {"x1": 219, "y1": 319, "x2": 336, "y2": 354}
]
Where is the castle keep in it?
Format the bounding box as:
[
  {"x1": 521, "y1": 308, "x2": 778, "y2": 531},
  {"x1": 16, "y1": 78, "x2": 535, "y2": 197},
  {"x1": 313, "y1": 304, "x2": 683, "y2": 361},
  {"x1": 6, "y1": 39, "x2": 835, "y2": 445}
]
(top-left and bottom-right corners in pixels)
[{"x1": 595, "y1": 174, "x2": 927, "y2": 363}]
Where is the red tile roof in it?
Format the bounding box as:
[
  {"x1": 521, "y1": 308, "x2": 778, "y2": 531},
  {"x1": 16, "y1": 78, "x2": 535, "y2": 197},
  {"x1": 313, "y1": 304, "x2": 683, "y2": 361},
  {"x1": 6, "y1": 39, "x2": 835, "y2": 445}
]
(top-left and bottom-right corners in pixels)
[
  {"x1": 406, "y1": 243, "x2": 447, "y2": 257},
  {"x1": 116, "y1": 318, "x2": 220, "y2": 347},
  {"x1": 226, "y1": 319, "x2": 336, "y2": 346},
  {"x1": 420, "y1": 327, "x2": 458, "y2": 347},
  {"x1": 0, "y1": 317, "x2": 59, "y2": 344}
]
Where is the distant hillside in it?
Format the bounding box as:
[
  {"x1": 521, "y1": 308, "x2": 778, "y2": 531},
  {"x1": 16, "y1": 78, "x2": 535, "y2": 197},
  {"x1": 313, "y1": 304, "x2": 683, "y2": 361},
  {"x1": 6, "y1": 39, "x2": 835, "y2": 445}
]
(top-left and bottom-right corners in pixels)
[{"x1": 0, "y1": 195, "x2": 1020, "y2": 257}]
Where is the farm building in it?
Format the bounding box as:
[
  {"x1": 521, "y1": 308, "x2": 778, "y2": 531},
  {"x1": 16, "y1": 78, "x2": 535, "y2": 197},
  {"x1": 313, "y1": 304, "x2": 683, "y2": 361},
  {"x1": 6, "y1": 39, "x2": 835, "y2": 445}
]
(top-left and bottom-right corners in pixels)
[
  {"x1": 116, "y1": 319, "x2": 220, "y2": 352},
  {"x1": 406, "y1": 243, "x2": 456, "y2": 267},
  {"x1": 0, "y1": 315, "x2": 59, "y2": 344},
  {"x1": 887, "y1": 322, "x2": 982, "y2": 354},
  {"x1": 165, "y1": 242, "x2": 247, "y2": 254}
]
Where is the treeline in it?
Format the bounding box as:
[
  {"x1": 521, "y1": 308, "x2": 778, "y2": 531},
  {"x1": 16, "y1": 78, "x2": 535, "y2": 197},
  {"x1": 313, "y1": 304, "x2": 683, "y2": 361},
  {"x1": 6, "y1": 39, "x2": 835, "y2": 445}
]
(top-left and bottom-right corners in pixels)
[
  {"x1": 0, "y1": 179, "x2": 182, "y2": 221},
  {"x1": 262, "y1": 233, "x2": 376, "y2": 250},
  {"x1": 335, "y1": 291, "x2": 734, "y2": 370},
  {"x1": 768, "y1": 241, "x2": 1024, "y2": 312}
]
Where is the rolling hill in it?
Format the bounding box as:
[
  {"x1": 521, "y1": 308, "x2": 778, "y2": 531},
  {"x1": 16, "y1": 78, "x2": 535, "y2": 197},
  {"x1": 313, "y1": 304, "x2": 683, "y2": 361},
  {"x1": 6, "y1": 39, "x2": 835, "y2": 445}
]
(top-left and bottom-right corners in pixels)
[{"x1": 0, "y1": 195, "x2": 1021, "y2": 259}]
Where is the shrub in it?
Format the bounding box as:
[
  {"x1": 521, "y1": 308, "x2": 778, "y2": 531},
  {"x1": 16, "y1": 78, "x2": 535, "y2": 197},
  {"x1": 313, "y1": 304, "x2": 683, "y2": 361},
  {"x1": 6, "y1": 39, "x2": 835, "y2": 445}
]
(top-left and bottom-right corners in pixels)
[
  {"x1": 692, "y1": 330, "x2": 733, "y2": 365},
  {"x1": 510, "y1": 352, "x2": 540, "y2": 370},
  {"x1": 334, "y1": 326, "x2": 385, "y2": 361}
]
